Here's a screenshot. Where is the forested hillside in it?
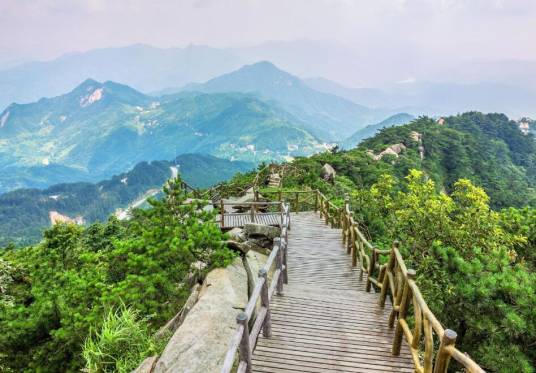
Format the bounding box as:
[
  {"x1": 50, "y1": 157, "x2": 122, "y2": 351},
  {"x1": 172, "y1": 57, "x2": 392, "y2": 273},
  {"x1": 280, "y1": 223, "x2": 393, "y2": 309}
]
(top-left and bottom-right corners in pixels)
[
  {"x1": 0, "y1": 154, "x2": 253, "y2": 246},
  {"x1": 341, "y1": 112, "x2": 415, "y2": 149},
  {"x1": 358, "y1": 112, "x2": 536, "y2": 208}
]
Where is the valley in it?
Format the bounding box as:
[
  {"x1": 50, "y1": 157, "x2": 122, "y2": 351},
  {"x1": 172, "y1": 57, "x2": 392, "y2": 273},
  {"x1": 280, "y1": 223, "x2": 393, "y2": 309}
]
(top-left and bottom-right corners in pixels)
[{"x1": 0, "y1": 154, "x2": 253, "y2": 246}]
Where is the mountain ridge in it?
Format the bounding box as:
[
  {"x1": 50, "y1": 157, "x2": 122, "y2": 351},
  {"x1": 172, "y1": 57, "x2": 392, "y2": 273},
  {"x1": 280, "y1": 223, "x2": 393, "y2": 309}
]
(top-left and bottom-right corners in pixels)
[
  {"x1": 0, "y1": 78, "x2": 326, "y2": 193},
  {"x1": 180, "y1": 61, "x2": 391, "y2": 140}
]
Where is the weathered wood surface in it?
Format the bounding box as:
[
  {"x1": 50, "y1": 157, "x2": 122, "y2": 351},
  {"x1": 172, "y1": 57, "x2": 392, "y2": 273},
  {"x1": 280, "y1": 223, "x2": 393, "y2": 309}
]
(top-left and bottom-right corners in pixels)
[
  {"x1": 251, "y1": 212, "x2": 414, "y2": 372},
  {"x1": 216, "y1": 212, "x2": 281, "y2": 229}
]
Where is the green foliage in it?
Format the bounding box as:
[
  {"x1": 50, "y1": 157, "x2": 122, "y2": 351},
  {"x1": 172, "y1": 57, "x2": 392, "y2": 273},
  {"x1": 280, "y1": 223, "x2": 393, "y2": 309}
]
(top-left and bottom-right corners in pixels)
[
  {"x1": 0, "y1": 177, "x2": 233, "y2": 372},
  {"x1": 352, "y1": 171, "x2": 536, "y2": 372},
  {"x1": 82, "y1": 306, "x2": 167, "y2": 373}
]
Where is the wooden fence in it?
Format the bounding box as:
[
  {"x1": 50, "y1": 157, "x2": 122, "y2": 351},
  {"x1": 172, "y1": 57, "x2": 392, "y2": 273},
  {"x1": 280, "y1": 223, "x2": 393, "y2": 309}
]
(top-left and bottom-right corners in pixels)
[
  {"x1": 314, "y1": 190, "x2": 484, "y2": 373},
  {"x1": 221, "y1": 202, "x2": 291, "y2": 373},
  {"x1": 270, "y1": 189, "x2": 484, "y2": 373}
]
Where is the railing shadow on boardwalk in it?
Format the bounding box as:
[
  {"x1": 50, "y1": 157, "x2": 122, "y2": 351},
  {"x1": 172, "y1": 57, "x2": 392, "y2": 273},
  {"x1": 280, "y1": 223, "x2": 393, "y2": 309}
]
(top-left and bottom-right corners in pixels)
[{"x1": 219, "y1": 190, "x2": 485, "y2": 373}]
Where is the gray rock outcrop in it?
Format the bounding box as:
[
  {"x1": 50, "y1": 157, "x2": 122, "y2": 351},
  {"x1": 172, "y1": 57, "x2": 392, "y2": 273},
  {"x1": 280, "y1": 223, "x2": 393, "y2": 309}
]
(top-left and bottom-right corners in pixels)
[
  {"x1": 370, "y1": 143, "x2": 407, "y2": 161},
  {"x1": 243, "y1": 223, "x2": 281, "y2": 241},
  {"x1": 321, "y1": 163, "x2": 336, "y2": 182},
  {"x1": 154, "y1": 257, "x2": 248, "y2": 373}
]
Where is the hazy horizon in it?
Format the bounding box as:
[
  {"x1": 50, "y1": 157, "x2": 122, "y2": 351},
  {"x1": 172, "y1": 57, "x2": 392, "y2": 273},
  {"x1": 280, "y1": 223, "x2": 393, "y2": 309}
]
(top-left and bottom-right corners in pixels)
[{"x1": 2, "y1": 0, "x2": 536, "y2": 87}]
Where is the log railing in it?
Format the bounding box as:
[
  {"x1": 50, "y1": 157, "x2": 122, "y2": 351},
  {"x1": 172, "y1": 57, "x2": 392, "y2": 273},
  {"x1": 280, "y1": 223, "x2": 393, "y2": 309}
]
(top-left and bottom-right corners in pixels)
[
  {"x1": 221, "y1": 202, "x2": 291, "y2": 373},
  {"x1": 265, "y1": 189, "x2": 485, "y2": 373}
]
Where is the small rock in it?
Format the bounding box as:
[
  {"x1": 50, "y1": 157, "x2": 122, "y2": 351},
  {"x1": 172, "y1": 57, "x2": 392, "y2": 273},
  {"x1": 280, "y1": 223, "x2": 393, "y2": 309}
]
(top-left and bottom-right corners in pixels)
[{"x1": 248, "y1": 236, "x2": 273, "y2": 250}]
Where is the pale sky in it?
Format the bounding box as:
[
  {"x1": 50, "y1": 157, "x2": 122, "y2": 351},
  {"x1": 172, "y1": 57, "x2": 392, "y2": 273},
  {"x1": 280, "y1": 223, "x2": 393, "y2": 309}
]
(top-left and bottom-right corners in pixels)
[{"x1": 1, "y1": 0, "x2": 535, "y2": 63}]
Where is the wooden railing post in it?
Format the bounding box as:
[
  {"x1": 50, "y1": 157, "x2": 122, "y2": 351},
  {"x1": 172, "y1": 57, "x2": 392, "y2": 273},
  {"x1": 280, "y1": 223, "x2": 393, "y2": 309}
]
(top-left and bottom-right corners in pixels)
[
  {"x1": 358, "y1": 238, "x2": 364, "y2": 281},
  {"x1": 433, "y1": 329, "x2": 457, "y2": 373},
  {"x1": 278, "y1": 189, "x2": 282, "y2": 202},
  {"x1": 236, "y1": 312, "x2": 252, "y2": 373},
  {"x1": 351, "y1": 228, "x2": 357, "y2": 267},
  {"x1": 392, "y1": 269, "x2": 416, "y2": 356},
  {"x1": 281, "y1": 234, "x2": 288, "y2": 285},
  {"x1": 250, "y1": 203, "x2": 255, "y2": 223},
  {"x1": 220, "y1": 199, "x2": 225, "y2": 228},
  {"x1": 314, "y1": 190, "x2": 319, "y2": 212},
  {"x1": 346, "y1": 214, "x2": 351, "y2": 255},
  {"x1": 295, "y1": 192, "x2": 299, "y2": 212},
  {"x1": 379, "y1": 241, "x2": 398, "y2": 307},
  {"x1": 259, "y1": 269, "x2": 272, "y2": 337},
  {"x1": 324, "y1": 200, "x2": 329, "y2": 225},
  {"x1": 274, "y1": 238, "x2": 284, "y2": 295},
  {"x1": 366, "y1": 247, "x2": 377, "y2": 292}
]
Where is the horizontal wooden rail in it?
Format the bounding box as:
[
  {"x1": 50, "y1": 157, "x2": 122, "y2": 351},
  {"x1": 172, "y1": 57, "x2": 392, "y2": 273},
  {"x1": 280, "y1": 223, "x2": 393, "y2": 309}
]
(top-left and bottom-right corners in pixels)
[
  {"x1": 219, "y1": 201, "x2": 282, "y2": 206},
  {"x1": 221, "y1": 203, "x2": 290, "y2": 373},
  {"x1": 263, "y1": 189, "x2": 485, "y2": 373}
]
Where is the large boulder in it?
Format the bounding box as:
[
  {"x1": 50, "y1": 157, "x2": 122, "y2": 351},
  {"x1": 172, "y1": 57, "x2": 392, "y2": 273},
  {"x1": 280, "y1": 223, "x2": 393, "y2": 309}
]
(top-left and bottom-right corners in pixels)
[
  {"x1": 243, "y1": 223, "x2": 281, "y2": 241},
  {"x1": 154, "y1": 257, "x2": 248, "y2": 373},
  {"x1": 321, "y1": 163, "x2": 336, "y2": 182},
  {"x1": 155, "y1": 284, "x2": 202, "y2": 338}
]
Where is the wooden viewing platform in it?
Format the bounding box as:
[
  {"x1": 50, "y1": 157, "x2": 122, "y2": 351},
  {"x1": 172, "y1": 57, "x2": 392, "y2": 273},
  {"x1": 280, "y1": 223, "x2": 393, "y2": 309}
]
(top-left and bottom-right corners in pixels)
[
  {"x1": 220, "y1": 191, "x2": 485, "y2": 373},
  {"x1": 216, "y1": 201, "x2": 283, "y2": 229}
]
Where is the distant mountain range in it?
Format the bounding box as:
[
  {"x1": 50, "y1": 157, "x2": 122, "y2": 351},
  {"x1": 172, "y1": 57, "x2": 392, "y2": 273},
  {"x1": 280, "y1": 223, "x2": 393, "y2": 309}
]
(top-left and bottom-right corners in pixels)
[
  {"x1": 305, "y1": 77, "x2": 536, "y2": 119},
  {"x1": 0, "y1": 153, "x2": 253, "y2": 246},
  {"x1": 0, "y1": 74, "x2": 333, "y2": 193},
  {"x1": 2, "y1": 42, "x2": 536, "y2": 118}
]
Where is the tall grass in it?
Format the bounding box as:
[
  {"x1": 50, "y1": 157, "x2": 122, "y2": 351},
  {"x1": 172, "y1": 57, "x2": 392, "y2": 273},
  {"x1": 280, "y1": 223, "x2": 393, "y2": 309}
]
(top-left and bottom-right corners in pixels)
[{"x1": 82, "y1": 306, "x2": 167, "y2": 373}]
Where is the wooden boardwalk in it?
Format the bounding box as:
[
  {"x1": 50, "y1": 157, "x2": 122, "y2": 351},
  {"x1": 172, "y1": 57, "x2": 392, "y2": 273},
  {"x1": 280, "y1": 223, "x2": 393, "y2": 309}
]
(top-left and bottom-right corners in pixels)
[
  {"x1": 216, "y1": 212, "x2": 281, "y2": 229},
  {"x1": 251, "y1": 212, "x2": 414, "y2": 373}
]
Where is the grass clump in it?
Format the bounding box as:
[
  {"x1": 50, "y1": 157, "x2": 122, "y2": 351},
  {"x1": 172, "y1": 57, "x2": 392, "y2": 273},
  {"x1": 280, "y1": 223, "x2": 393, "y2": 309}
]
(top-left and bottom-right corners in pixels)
[{"x1": 82, "y1": 306, "x2": 166, "y2": 373}]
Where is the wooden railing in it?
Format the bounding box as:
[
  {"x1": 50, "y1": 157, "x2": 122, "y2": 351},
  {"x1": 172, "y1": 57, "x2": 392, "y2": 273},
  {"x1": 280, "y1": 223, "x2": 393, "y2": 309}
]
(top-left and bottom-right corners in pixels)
[
  {"x1": 221, "y1": 202, "x2": 291, "y2": 373},
  {"x1": 267, "y1": 189, "x2": 485, "y2": 373},
  {"x1": 258, "y1": 188, "x2": 324, "y2": 212}
]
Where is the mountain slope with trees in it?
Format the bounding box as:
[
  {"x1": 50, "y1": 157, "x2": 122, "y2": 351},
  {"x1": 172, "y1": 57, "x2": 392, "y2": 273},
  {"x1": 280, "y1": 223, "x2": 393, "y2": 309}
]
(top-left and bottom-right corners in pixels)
[
  {"x1": 341, "y1": 112, "x2": 415, "y2": 149},
  {"x1": 0, "y1": 154, "x2": 253, "y2": 246},
  {"x1": 0, "y1": 79, "x2": 322, "y2": 193},
  {"x1": 181, "y1": 61, "x2": 394, "y2": 140}
]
